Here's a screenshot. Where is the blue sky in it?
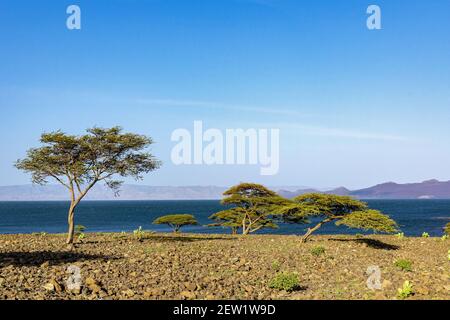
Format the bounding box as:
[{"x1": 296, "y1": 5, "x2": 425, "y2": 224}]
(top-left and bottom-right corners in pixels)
[{"x1": 0, "y1": 0, "x2": 449, "y2": 189}]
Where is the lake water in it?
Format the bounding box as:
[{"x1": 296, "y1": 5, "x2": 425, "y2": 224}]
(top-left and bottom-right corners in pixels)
[{"x1": 0, "y1": 200, "x2": 449, "y2": 236}]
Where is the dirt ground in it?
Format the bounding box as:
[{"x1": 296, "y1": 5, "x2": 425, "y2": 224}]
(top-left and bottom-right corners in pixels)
[{"x1": 0, "y1": 233, "x2": 448, "y2": 300}]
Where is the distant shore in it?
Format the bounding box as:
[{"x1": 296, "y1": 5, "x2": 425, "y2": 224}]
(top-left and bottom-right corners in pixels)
[{"x1": 0, "y1": 233, "x2": 448, "y2": 300}]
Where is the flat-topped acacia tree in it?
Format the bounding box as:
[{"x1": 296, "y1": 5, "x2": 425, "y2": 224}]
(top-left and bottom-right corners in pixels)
[
  {"x1": 291, "y1": 193, "x2": 398, "y2": 243},
  {"x1": 153, "y1": 214, "x2": 198, "y2": 233},
  {"x1": 15, "y1": 127, "x2": 161, "y2": 247},
  {"x1": 210, "y1": 183, "x2": 287, "y2": 235}
]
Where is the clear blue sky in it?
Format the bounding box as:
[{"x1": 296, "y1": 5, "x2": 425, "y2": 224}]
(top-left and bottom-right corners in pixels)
[{"x1": 0, "y1": 0, "x2": 449, "y2": 189}]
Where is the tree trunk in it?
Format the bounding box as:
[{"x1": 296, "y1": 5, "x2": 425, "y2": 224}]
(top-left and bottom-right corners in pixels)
[
  {"x1": 66, "y1": 204, "x2": 76, "y2": 247},
  {"x1": 300, "y1": 218, "x2": 333, "y2": 243}
]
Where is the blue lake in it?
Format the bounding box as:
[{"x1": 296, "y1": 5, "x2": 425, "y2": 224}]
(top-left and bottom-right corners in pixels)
[{"x1": 0, "y1": 200, "x2": 449, "y2": 236}]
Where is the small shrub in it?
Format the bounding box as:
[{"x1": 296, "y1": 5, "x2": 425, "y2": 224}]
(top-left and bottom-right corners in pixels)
[
  {"x1": 78, "y1": 233, "x2": 86, "y2": 240},
  {"x1": 448, "y1": 250, "x2": 450, "y2": 262},
  {"x1": 442, "y1": 235, "x2": 449, "y2": 241},
  {"x1": 271, "y1": 260, "x2": 281, "y2": 272},
  {"x1": 153, "y1": 214, "x2": 198, "y2": 233},
  {"x1": 75, "y1": 225, "x2": 86, "y2": 233},
  {"x1": 422, "y1": 232, "x2": 429, "y2": 238},
  {"x1": 394, "y1": 259, "x2": 412, "y2": 272},
  {"x1": 397, "y1": 281, "x2": 414, "y2": 299},
  {"x1": 395, "y1": 232, "x2": 405, "y2": 239},
  {"x1": 310, "y1": 246, "x2": 326, "y2": 256},
  {"x1": 32, "y1": 232, "x2": 47, "y2": 237},
  {"x1": 133, "y1": 226, "x2": 145, "y2": 241},
  {"x1": 269, "y1": 272, "x2": 300, "y2": 292},
  {"x1": 444, "y1": 223, "x2": 450, "y2": 236}
]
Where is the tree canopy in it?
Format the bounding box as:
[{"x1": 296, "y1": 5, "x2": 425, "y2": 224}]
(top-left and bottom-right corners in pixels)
[
  {"x1": 153, "y1": 214, "x2": 198, "y2": 233},
  {"x1": 445, "y1": 222, "x2": 450, "y2": 236},
  {"x1": 210, "y1": 183, "x2": 295, "y2": 235},
  {"x1": 16, "y1": 127, "x2": 161, "y2": 245},
  {"x1": 292, "y1": 193, "x2": 398, "y2": 242}
]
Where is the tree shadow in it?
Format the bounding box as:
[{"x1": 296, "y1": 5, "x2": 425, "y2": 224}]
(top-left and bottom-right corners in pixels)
[
  {"x1": 328, "y1": 238, "x2": 400, "y2": 250},
  {"x1": 146, "y1": 234, "x2": 238, "y2": 243},
  {"x1": 0, "y1": 251, "x2": 119, "y2": 267}
]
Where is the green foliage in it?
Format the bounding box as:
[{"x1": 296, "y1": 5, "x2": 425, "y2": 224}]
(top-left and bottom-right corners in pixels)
[
  {"x1": 394, "y1": 259, "x2": 412, "y2": 272},
  {"x1": 269, "y1": 272, "x2": 301, "y2": 292},
  {"x1": 335, "y1": 210, "x2": 398, "y2": 234},
  {"x1": 78, "y1": 233, "x2": 86, "y2": 240},
  {"x1": 291, "y1": 194, "x2": 398, "y2": 242},
  {"x1": 293, "y1": 193, "x2": 368, "y2": 216},
  {"x1": 15, "y1": 127, "x2": 161, "y2": 244},
  {"x1": 133, "y1": 226, "x2": 145, "y2": 241},
  {"x1": 153, "y1": 214, "x2": 198, "y2": 233},
  {"x1": 422, "y1": 232, "x2": 430, "y2": 238},
  {"x1": 32, "y1": 232, "x2": 48, "y2": 237},
  {"x1": 442, "y1": 235, "x2": 449, "y2": 241},
  {"x1": 210, "y1": 183, "x2": 291, "y2": 235},
  {"x1": 395, "y1": 232, "x2": 405, "y2": 239},
  {"x1": 310, "y1": 246, "x2": 326, "y2": 256},
  {"x1": 75, "y1": 225, "x2": 86, "y2": 233},
  {"x1": 444, "y1": 223, "x2": 450, "y2": 236},
  {"x1": 397, "y1": 281, "x2": 414, "y2": 299},
  {"x1": 15, "y1": 127, "x2": 161, "y2": 188},
  {"x1": 271, "y1": 260, "x2": 281, "y2": 272}
]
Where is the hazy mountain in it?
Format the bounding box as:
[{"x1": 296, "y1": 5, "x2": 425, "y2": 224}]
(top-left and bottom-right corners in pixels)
[
  {"x1": 276, "y1": 180, "x2": 450, "y2": 199},
  {"x1": 0, "y1": 184, "x2": 309, "y2": 201},
  {"x1": 1, "y1": 180, "x2": 450, "y2": 200},
  {"x1": 349, "y1": 179, "x2": 450, "y2": 199}
]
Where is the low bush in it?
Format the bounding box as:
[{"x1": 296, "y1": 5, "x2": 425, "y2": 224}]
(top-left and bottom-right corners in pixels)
[
  {"x1": 310, "y1": 246, "x2": 326, "y2": 256},
  {"x1": 394, "y1": 259, "x2": 412, "y2": 272},
  {"x1": 397, "y1": 281, "x2": 414, "y2": 299},
  {"x1": 269, "y1": 272, "x2": 301, "y2": 292}
]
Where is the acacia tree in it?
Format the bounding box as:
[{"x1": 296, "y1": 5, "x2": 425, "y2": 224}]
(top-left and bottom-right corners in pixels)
[
  {"x1": 210, "y1": 183, "x2": 288, "y2": 235},
  {"x1": 15, "y1": 127, "x2": 161, "y2": 246},
  {"x1": 209, "y1": 209, "x2": 243, "y2": 235},
  {"x1": 292, "y1": 193, "x2": 398, "y2": 243},
  {"x1": 153, "y1": 214, "x2": 198, "y2": 233}
]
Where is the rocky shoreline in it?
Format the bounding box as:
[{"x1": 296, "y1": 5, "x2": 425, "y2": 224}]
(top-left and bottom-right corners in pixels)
[{"x1": 0, "y1": 233, "x2": 449, "y2": 300}]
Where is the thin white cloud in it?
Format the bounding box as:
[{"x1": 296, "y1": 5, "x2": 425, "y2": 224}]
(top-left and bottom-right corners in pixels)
[
  {"x1": 135, "y1": 98, "x2": 311, "y2": 117},
  {"x1": 282, "y1": 123, "x2": 409, "y2": 141}
]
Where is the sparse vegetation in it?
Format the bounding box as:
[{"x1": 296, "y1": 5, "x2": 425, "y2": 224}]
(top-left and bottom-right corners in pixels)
[
  {"x1": 394, "y1": 259, "x2": 412, "y2": 272},
  {"x1": 397, "y1": 281, "x2": 414, "y2": 299},
  {"x1": 310, "y1": 246, "x2": 326, "y2": 256},
  {"x1": 422, "y1": 232, "x2": 430, "y2": 238},
  {"x1": 444, "y1": 223, "x2": 450, "y2": 236},
  {"x1": 133, "y1": 226, "x2": 145, "y2": 241},
  {"x1": 395, "y1": 232, "x2": 405, "y2": 239},
  {"x1": 75, "y1": 225, "x2": 86, "y2": 241},
  {"x1": 269, "y1": 272, "x2": 301, "y2": 292},
  {"x1": 271, "y1": 260, "x2": 281, "y2": 272}
]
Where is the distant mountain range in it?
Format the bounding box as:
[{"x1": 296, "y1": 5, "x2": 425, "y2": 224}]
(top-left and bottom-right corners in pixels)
[
  {"x1": 1, "y1": 179, "x2": 450, "y2": 201},
  {"x1": 278, "y1": 179, "x2": 450, "y2": 200}
]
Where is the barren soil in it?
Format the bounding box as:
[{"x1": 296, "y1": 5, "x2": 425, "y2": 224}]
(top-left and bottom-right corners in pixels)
[{"x1": 0, "y1": 233, "x2": 449, "y2": 300}]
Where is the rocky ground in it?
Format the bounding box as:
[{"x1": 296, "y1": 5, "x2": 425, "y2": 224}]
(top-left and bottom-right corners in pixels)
[{"x1": 0, "y1": 233, "x2": 449, "y2": 300}]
